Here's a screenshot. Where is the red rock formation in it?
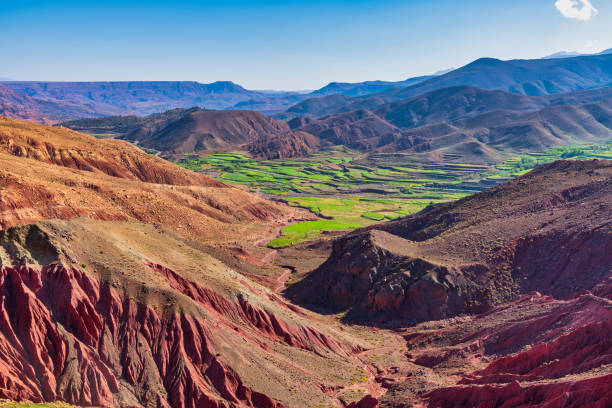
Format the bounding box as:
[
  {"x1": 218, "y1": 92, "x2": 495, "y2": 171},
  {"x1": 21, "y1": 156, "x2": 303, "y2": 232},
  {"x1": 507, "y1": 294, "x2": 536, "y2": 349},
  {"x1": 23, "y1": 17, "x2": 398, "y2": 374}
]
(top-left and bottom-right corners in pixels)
[
  {"x1": 385, "y1": 291, "x2": 612, "y2": 408},
  {"x1": 0, "y1": 264, "x2": 287, "y2": 407},
  {"x1": 347, "y1": 394, "x2": 379, "y2": 408},
  {"x1": 424, "y1": 375, "x2": 612, "y2": 408},
  {"x1": 150, "y1": 263, "x2": 346, "y2": 355}
]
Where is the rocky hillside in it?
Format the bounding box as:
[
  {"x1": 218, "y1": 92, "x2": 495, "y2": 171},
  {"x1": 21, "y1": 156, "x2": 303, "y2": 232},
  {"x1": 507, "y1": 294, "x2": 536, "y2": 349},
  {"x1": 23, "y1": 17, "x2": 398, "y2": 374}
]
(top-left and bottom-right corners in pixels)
[
  {"x1": 0, "y1": 220, "x2": 369, "y2": 407},
  {"x1": 284, "y1": 159, "x2": 612, "y2": 407},
  {"x1": 289, "y1": 87, "x2": 612, "y2": 163},
  {"x1": 288, "y1": 159, "x2": 612, "y2": 322},
  {"x1": 0, "y1": 117, "x2": 397, "y2": 407},
  {"x1": 382, "y1": 288, "x2": 612, "y2": 407}
]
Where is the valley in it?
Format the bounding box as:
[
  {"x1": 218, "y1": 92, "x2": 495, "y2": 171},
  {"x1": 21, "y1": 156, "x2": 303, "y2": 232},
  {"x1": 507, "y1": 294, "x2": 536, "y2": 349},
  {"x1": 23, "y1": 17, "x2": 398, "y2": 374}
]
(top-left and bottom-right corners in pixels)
[
  {"x1": 1, "y1": 9, "x2": 612, "y2": 405},
  {"x1": 176, "y1": 140, "x2": 612, "y2": 247}
]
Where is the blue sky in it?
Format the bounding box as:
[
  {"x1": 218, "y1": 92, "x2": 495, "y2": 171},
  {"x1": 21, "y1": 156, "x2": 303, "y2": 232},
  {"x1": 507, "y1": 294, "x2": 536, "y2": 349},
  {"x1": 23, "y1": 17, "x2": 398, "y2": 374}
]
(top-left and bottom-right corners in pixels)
[{"x1": 1, "y1": 0, "x2": 610, "y2": 90}]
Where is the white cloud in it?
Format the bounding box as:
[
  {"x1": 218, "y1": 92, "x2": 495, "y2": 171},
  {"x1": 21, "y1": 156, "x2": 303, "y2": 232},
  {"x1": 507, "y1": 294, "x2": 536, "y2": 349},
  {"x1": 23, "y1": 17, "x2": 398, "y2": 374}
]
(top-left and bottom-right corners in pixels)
[
  {"x1": 555, "y1": 0, "x2": 599, "y2": 21},
  {"x1": 584, "y1": 40, "x2": 594, "y2": 49}
]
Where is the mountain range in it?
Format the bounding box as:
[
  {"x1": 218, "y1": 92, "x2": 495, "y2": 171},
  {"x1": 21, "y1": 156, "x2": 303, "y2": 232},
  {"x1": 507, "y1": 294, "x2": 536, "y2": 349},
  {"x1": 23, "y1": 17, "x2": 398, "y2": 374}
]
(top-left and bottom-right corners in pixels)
[
  {"x1": 288, "y1": 85, "x2": 612, "y2": 162},
  {"x1": 64, "y1": 84, "x2": 612, "y2": 163},
  {"x1": 287, "y1": 53, "x2": 612, "y2": 119},
  {"x1": 3, "y1": 52, "x2": 611, "y2": 124},
  {"x1": 0, "y1": 80, "x2": 306, "y2": 120}
]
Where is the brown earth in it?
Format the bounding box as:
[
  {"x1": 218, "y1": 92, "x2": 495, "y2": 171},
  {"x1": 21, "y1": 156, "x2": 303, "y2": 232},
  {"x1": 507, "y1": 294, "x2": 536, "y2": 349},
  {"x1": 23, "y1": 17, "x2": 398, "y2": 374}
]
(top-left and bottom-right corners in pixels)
[
  {"x1": 64, "y1": 108, "x2": 319, "y2": 160},
  {"x1": 0, "y1": 116, "x2": 315, "y2": 240}
]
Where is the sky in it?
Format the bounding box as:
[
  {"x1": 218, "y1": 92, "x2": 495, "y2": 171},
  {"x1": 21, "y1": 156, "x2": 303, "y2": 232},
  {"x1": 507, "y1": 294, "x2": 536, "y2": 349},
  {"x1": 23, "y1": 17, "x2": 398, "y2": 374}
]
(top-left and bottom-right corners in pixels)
[{"x1": 1, "y1": 0, "x2": 611, "y2": 90}]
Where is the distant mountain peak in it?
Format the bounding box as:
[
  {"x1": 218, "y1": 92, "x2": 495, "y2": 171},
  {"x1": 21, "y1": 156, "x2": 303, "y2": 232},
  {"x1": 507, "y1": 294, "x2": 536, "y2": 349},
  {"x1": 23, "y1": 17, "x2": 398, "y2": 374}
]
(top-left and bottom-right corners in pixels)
[
  {"x1": 432, "y1": 68, "x2": 456, "y2": 76},
  {"x1": 469, "y1": 57, "x2": 504, "y2": 65},
  {"x1": 206, "y1": 81, "x2": 248, "y2": 92},
  {"x1": 543, "y1": 46, "x2": 612, "y2": 59},
  {"x1": 544, "y1": 51, "x2": 583, "y2": 59}
]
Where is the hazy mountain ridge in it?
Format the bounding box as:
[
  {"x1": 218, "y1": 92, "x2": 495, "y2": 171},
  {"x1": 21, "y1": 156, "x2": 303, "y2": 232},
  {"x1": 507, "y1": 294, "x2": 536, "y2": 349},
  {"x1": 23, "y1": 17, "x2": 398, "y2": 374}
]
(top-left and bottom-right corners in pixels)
[
  {"x1": 287, "y1": 85, "x2": 612, "y2": 162},
  {"x1": 1, "y1": 80, "x2": 296, "y2": 118},
  {"x1": 0, "y1": 75, "x2": 435, "y2": 122},
  {"x1": 286, "y1": 53, "x2": 612, "y2": 119},
  {"x1": 64, "y1": 85, "x2": 612, "y2": 163},
  {"x1": 310, "y1": 75, "x2": 435, "y2": 97},
  {"x1": 543, "y1": 47, "x2": 612, "y2": 59}
]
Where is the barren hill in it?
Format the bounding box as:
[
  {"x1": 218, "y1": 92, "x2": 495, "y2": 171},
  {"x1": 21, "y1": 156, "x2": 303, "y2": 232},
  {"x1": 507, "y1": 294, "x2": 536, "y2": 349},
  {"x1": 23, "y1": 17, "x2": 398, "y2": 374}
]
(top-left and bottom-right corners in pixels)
[
  {"x1": 0, "y1": 116, "x2": 307, "y2": 235},
  {"x1": 64, "y1": 108, "x2": 319, "y2": 160},
  {"x1": 291, "y1": 87, "x2": 612, "y2": 162},
  {"x1": 289, "y1": 159, "x2": 612, "y2": 320}
]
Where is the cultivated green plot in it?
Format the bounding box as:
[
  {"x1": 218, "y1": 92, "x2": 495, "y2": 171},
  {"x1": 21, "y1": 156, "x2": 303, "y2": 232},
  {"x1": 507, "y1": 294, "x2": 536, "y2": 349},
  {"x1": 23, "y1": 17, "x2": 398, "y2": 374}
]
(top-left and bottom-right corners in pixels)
[
  {"x1": 268, "y1": 220, "x2": 362, "y2": 248},
  {"x1": 176, "y1": 142, "x2": 612, "y2": 247}
]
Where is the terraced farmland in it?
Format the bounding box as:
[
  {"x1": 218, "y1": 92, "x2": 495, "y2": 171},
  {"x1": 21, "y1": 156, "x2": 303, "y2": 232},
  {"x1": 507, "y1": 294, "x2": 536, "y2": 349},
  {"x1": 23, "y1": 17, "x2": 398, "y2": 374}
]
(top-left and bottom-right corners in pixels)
[{"x1": 177, "y1": 141, "x2": 612, "y2": 247}]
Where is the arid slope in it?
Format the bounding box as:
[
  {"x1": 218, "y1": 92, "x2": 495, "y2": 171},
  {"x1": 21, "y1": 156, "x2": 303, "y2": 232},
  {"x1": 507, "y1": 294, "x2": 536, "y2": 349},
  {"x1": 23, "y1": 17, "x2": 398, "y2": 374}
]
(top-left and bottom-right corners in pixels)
[{"x1": 0, "y1": 117, "x2": 403, "y2": 407}]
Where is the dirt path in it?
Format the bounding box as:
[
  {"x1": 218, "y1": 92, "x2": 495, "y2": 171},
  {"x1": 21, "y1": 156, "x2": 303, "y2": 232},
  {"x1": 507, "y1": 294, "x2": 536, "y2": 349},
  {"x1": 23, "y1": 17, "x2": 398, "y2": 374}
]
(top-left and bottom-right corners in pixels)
[
  {"x1": 274, "y1": 269, "x2": 291, "y2": 293},
  {"x1": 261, "y1": 246, "x2": 278, "y2": 265}
]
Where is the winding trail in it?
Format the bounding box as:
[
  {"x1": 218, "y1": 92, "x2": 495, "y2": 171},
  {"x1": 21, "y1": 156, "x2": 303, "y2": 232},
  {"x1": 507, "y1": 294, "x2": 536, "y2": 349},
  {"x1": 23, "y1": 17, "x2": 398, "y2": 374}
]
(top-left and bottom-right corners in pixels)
[{"x1": 274, "y1": 269, "x2": 291, "y2": 294}]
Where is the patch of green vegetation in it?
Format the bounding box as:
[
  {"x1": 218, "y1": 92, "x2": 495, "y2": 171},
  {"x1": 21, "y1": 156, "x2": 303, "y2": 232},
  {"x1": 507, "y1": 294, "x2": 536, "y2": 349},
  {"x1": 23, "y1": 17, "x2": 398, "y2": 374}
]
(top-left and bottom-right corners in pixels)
[
  {"x1": 268, "y1": 220, "x2": 361, "y2": 248},
  {"x1": 362, "y1": 212, "x2": 386, "y2": 221},
  {"x1": 489, "y1": 141, "x2": 612, "y2": 178},
  {"x1": 135, "y1": 145, "x2": 159, "y2": 155},
  {"x1": 176, "y1": 142, "x2": 612, "y2": 247}
]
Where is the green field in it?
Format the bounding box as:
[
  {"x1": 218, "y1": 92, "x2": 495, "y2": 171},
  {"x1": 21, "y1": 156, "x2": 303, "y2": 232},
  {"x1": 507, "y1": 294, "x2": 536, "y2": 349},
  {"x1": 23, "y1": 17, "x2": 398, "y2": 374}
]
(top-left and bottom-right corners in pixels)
[{"x1": 177, "y1": 141, "x2": 612, "y2": 247}]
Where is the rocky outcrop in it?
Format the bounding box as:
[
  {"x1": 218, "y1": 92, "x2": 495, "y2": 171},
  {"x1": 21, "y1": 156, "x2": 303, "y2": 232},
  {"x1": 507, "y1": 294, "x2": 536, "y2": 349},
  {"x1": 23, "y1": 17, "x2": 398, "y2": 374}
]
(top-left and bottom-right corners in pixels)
[
  {"x1": 346, "y1": 395, "x2": 378, "y2": 408},
  {"x1": 375, "y1": 289, "x2": 612, "y2": 407},
  {"x1": 425, "y1": 375, "x2": 612, "y2": 408},
  {"x1": 287, "y1": 230, "x2": 491, "y2": 321}
]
